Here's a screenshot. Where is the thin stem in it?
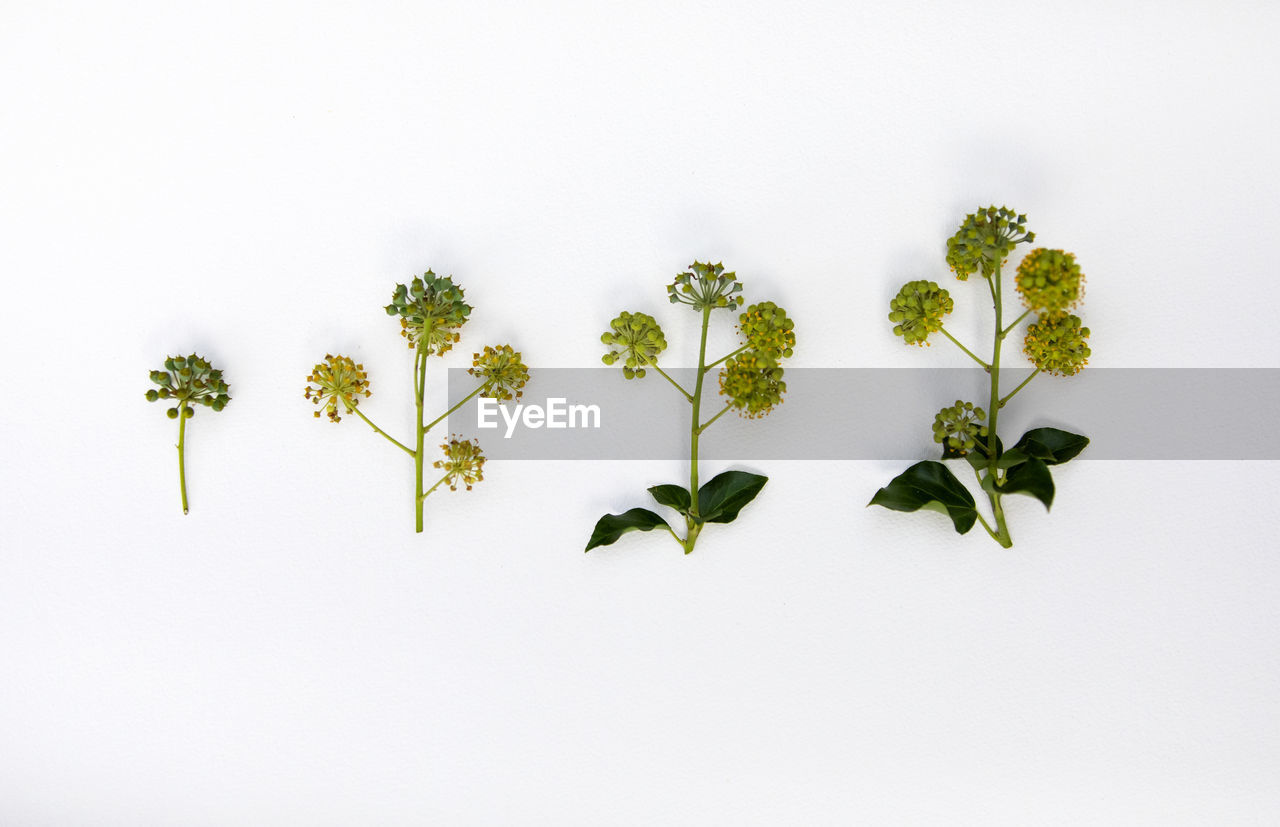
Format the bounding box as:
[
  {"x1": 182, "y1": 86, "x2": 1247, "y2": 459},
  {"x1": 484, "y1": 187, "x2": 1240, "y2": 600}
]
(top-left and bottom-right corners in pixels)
[
  {"x1": 684, "y1": 304, "x2": 713, "y2": 554},
  {"x1": 999, "y1": 368, "x2": 1041, "y2": 408},
  {"x1": 940, "y1": 327, "x2": 991, "y2": 371},
  {"x1": 969, "y1": 466, "x2": 1000, "y2": 542},
  {"x1": 423, "y1": 383, "x2": 488, "y2": 434},
  {"x1": 177, "y1": 402, "x2": 189, "y2": 515},
  {"x1": 649, "y1": 363, "x2": 693, "y2": 403},
  {"x1": 414, "y1": 341, "x2": 428, "y2": 534},
  {"x1": 1000, "y1": 308, "x2": 1032, "y2": 339},
  {"x1": 704, "y1": 344, "x2": 748, "y2": 372},
  {"x1": 419, "y1": 471, "x2": 453, "y2": 502},
  {"x1": 698, "y1": 402, "x2": 733, "y2": 434},
  {"x1": 348, "y1": 403, "x2": 415, "y2": 457},
  {"x1": 984, "y1": 265, "x2": 1013, "y2": 548}
]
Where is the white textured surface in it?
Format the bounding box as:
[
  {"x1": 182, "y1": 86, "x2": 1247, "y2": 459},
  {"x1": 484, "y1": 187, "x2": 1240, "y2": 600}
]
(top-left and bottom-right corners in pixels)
[{"x1": 2, "y1": 1, "x2": 1279, "y2": 823}]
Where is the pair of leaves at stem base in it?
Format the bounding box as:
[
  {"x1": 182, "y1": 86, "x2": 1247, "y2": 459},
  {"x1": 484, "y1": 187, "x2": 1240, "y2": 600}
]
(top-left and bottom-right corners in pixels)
[
  {"x1": 585, "y1": 470, "x2": 768, "y2": 552},
  {"x1": 868, "y1": 427, "x2": 1089, "y2": 534}
]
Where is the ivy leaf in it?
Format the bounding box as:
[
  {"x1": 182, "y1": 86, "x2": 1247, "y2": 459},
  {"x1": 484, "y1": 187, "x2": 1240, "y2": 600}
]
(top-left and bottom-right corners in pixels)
[
  {"x1": 697, "y1": 470, "x2": 768, "y2": 524},
  {"x1": 585, "y1": 508, "x2": 672, "y2": 552},
  {"x1": 997, "y1": 457, "x2": 1055, "y2": 510},
  {"x1": 647, "y1": 484, "x2": 691, "y2": 514},
  {"x1": 868, "y1": 460, "x2": 978, "y2": 535},
  {"x1": 1011, "y1": 427, "x2": 1089, "y2": 465}
]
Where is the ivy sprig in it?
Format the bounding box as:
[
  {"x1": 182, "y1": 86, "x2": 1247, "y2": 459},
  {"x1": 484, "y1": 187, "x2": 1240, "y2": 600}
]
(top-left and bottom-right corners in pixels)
[{"x1": 146, "y1": 354, "x2": 231, "y2": 514}]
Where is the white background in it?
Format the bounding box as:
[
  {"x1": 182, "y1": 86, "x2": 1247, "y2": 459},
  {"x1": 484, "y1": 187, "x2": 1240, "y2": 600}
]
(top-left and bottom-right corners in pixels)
[{"x1": 3, "y1": 1, "x2": 1279, "y2": 823}]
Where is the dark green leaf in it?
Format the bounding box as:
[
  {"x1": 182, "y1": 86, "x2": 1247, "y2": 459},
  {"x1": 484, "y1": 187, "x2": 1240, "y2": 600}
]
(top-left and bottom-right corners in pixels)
[
  {"x1": 1011, "y1": 427, "x2": 1089, "y2": 465},
  {"x1": 868, "y1": 460, "x2": 978, "y2": 534},
  {"x1": 647, "y1": 484, "x2": 691, "y2": 514},
  {"x1": 997, "y1": 456, "x2": 1055, "y2": 510},
  {"x1": 697, "y1": 470, "x2": 768, "y2": 524},
  {"x1": 585, "y1": 508, "x2": 672, "y2": 552}
]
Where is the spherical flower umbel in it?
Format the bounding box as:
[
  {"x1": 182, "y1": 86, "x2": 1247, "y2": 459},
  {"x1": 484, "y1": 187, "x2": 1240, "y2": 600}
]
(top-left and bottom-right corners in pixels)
[
  {"x1": 146, "y1": 354, "x2": 231, "y2": 419},
  {"x1": 602, "y1": 311, "x2": 667, "y2": 379},
  {"x1": 1016, "y1": 248, "x2": 1083, "y2": 312},
  {"x1": 469, "y1": 344, "x2": 530, "y2": 401},
  {"x1": 933, "y1": 401, "x2": 989, "y2": 454},
  {"x1": 737, "y1": 301, "x2": 796, "y2": 361},
  {"x1": 719, "y1": 351, "x2": 786, "y2": 418},
  {"x1": 384, "y1": 270, "x2": 472, "y2": 356},
  {"x1": 889, "y1": 280, "x2": 953, "y2": 346},
  {"x1": 1024, "y1": 312, "x2": 1091, "y2": 376},
  {"x1": 305, "y1": 354, "x2": 371, "y2": 422},
  {"x1": 946, "y1": 206, "x2": 1035, "y2": 280},
  {"x1": 667, "y1": 261, "x2": 745, "y2": 311},
  {"x1": 434, "y1": 437, "x2": 486, "y2": 491}
]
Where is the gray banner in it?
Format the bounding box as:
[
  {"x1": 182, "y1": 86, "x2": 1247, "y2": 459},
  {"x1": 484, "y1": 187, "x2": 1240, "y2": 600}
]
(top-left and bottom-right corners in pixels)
[{"x1": 444, "y1": 368, "x2": 1280, "y2": 460}]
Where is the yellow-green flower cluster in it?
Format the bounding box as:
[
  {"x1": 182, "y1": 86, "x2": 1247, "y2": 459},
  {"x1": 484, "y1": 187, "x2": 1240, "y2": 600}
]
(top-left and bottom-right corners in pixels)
[
  {"x1": 147, "y1": 354, "x2": 231, "y2": 419},
  {"x1": 1016, "y1": 248, "x2": 1083, "y2": 312},
  {"x1": 719, "y1": 351, "x2": 786, "y2": 418},
  {"x1": 1024, "y1": 312, "x2": 1091, "y2": 376},
  {"x1": 435, "y1": 437, "x2": 486, "y2": 491},
  {"x1": 667, "y1": 261, "x2": 745, "y2": 311},
  {"x1": 946, "y1": 206, "x2": 1034, "y2": 280},
  {"x1": 601, "y1": 311, "x2": 667, "y2": 379},
  {"x1": 932, "y1": 401, "x2": 988, "y2": 454},
  {"x1": 470, "y1": 344, "x2": 530, "y2": 401},
  {"x1": 385, "y1": 270, "x2": 472, "y2": 356},
  {"x1": 889, "y1": 280, "x2": 953, "y2": 346},
  {"x1": 304, "y1": 354, "x2": 371, "y2": 422},
  {"x1": 738, "y1": 301, "x2": 795, "y2": 360}
]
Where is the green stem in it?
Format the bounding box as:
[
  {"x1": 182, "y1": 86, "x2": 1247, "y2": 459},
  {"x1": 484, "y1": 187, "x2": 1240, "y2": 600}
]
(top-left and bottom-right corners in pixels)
[
  {"x1": 704, "y1": 344, "x2": 748, "y2": 372},
  {"x1": 999, "y1": 368, "x2": 1040, "y2": 408},
  {"x1": 419, "y1": 470, "x2": 453, "y2": 502},
  {"x1": 423, "y1": 383, "x2": 488, "y2": 434},
  {"x1": 649, "y1": 363, "x2": 693, "y2": 403},
  {"x1": 698, "y1": 402, "x2": 733, "y2": 434},
  {"x1": 414, "y1": 344, "x2": 428, "y2": 533},
  {"x1": 177, "y1": 402, "x2": 189, "y2": 514},
  {"x1": 985, "y1": 268, "x2": 1013, "y2": 548},
  {"x1": 349, "y1": 404, "x2": 415, "y2": 457},
  {"x1": 683, "y1": 304, "x2": 713, "y2": 554},
  {"x1": 1001, "y1": 308, "x2": 1033, "y2": 338},
  {"x1": 940, "y1": 327, "x2": 991, "y2": 371}
]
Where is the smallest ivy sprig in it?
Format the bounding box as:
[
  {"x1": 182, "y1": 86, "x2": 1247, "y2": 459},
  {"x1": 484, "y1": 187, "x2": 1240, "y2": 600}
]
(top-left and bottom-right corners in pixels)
[{"x1": 146, "y1": 354, "x2": 231, "y2": 514}]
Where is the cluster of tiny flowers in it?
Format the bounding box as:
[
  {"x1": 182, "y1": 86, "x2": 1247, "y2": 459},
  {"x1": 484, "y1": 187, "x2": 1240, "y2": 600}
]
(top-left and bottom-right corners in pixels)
[
  {"x1": 932, "y1": 401, "x2": 989, "y2": 454},
  {"x1": 601, "y1": 311, "x2": 668, "y2": 379},
  {"x1": 147, "y1": 354, "x2": 231, "y2": 419},
  {"x1": 435, "y1": 437, "x2": 486, "y2": 491},
  {"x1": 304, "y1": 354, "x2": 371, "y2": 422},
  {"x1": 889, "y1": 280, "x2": 953, "y2": 345},
  {"x1": 1024, "y1": 312, "x2": 1091, "y2": 376},
  {"x1": 946, "y1": 206, "x2": 1035, "y2": 280},
  {"x1": 384, "y1": 270, "x2": 472, "y2": 355},
  {"x1": 1015, "y1": 248, "x2": 1083, "y2": 312},
  {"x1": 719, "y1": 351, "x2": 786, "y2": 418},
  {"x1": 667, "y1": 261, "x2": 745, "y2": 311},
  {"x1": 737, "y1": 301, "x2": 796, "y2": 360},
  {"x1": 469, "y1": 344, "x2": 530, "y2": 401}
]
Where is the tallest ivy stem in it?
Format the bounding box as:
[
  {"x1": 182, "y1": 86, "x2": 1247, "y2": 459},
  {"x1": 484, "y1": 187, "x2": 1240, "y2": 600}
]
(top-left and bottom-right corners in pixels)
[
  {"x1": 177, "y1": 401, "x2": 189, "y2": 515},
  {"x1": 414, "y1": 344, "x2": 428, "y2": 533},
  {"x1": 683, "y1": 304, "x2": 712, "y2": 554},
  {"x1": 985, "y1": 266, "x2": 1013, "y2": 548}
]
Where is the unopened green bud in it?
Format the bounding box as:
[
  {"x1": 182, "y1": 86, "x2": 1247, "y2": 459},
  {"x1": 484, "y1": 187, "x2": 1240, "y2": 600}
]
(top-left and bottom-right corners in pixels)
[
  {"x1": 932, "y1": 401, "x2": 989, "y2": 455},
  {"x1": 1015, "y1": 248, "x2": 1083, "y2": 311},
  {"x1": 738, "y1": 301, "x2": 796, "y2": 361},
  {"x1": 719, "y1": 351, "x2": 786, "y2": 418},
  {"x1": 667, "y1": 261, "x2": 745, "y2": 311},
  {"x1": 1024, "y1": 312, "x2": 1091, "y2": 376},
  {"x1": 889, "y1": 280, "x2": 953, "y2": 346},
  {"x1": 946, "y1": 206, "x2": 1034, "y2": 280},
  {"x1": 602, "y1": 311, "x2": 666, "y2": 379}
]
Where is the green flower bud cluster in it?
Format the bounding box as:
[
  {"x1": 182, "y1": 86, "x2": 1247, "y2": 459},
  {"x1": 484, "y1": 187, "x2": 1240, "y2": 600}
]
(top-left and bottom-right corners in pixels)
[
  {"x1": 385, "y1": 270, "x2": 472, "y2": 356},
  {"x1": 435, "y1": 437, "x2": 486, "y2": 491},
  {"x1": 469, "y1": 344, "x2": 530, "y2": 401},
  {"x1": 737, "y1": 301, "x2": 795, "y2": 360},
  {"x1": 932, "y1": 401, "x2": 988, "y2": 454},
  {"x1": 667, "y1": 261, "x2": 745, "y2": 311},
  {"x1": 1015, "y1": 248, "x2": 1083, "y2": 312},
  {"x1": 601, "y1": 311, "x2": 667, "y2": 379},
  {"x1": 146, "y1": 354, "x2": 231, "y2": 419},
  {"x1": 719, "y1": 350, "x2": 786, "y2": 418},
  {"x1": 889, "y1": 280, "x2": 953, "y2": 345},
  {"x1": 1024, "y1": 312, "x2": 1091, "y2": 376},
  {"x1": 305, "y1": 354, "x2": 371, "y2": 422},
  {"x1": 946, "y1": 206, "x2": 1035, "y2": 280}
]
